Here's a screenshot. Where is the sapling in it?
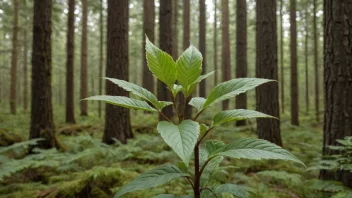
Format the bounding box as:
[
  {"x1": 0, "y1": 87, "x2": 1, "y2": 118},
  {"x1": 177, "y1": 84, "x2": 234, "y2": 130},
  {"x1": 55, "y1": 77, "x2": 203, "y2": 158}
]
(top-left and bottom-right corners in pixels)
[{"x1": 84, "y1": 37, "x2": 305, "y2": 198}]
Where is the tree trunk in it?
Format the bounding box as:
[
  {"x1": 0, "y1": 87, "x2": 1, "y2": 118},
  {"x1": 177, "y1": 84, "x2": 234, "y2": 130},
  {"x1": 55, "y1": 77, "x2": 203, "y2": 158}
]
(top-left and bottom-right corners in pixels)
[
  {"x1": 199, "y1": 0, "x2": 206, "y2": 97},
  {"x1": 103, "y1": 0, "x2": 132, "y2": 144},
  {"x1": 23, "y1": 30, "x2": 28, "y2": 111},
  {"x1": 279, "y1": 0, "x2": 284, "y2": 113},
  {"x1": 221, "y1": 0, "x2": 230, "y2": 110},
  {"x1": 290, "y1": 0, "x2": 299, "y2": 126},
  {"x1": 304, "y1": 6, "x2": 309, "y2": 114},
  {"x1": 172, "y1": 0, "x2": 178, "y2": 60},
  {"x1": 182, "y1": 0, "x2": 192, "y2": 120},
  {"x1": 142, "y1": 0, "x2": 155, "y2": 94},
  {"x1": 235, "y1": 0, "x2": 247, "y2": 126},
  {"x1": 319, "y1": 0, "x2": 352, "y2": 188},
  {"x1": 158, "y1": 0, "x2": 174, "y2": 120},
  {"x1": 30, "y1": 0, "x2": 58, "y2": 149},
  {"x1": 66, "y1": 0, "x2": 76, "y2": 123},
  {"x1": 313, "y1": 0, "x2": 320, "y2": 122},
  {"x1": 256, "y1": 0, "x2": 282, "y2": 146},
  {"x1": 80, "y1": 0, "x2": 88, "y2": 116},
  {"x1": 213, "y1": 0, "x2": 218, "y2": 86},
  {"x1": 10, "y1": 0, "x2": 19, "y2": 114},
  {"x1": 98, "y1": 0, "x2": 104, "y2": 118}
]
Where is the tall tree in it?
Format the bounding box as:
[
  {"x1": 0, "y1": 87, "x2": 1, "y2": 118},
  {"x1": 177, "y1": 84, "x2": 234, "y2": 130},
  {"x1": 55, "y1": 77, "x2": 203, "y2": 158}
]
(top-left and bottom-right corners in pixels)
[
  {"x1": 30, "y1": 0, "x2": 58, "y2": 149},
  {"x1": 172, "y1": 0, "x2": 178, "y2": 59},
  {"x1": 158, "y1": 0, "x2": 174, "y2": 120},
  {"x1": 279, "y1": 0, "x2": 284, "y2": 113},
  {"x1": 235, "y1": 0, "x2": 247, "y2": 126},
  {"x1": 10, "y1": 0, "x2": 19, "y2": 114},
  {"x1": 80, "y1": 0, "x2": 88, "y2": 116},
  {"x1": 221, "y1": 0, "x2": 230, "y2": 110},
  {"x1": 313, "y1": 0, "x2": 320, "y2": 122},
  {"x1": 199, "y1": 0, "x2": 206, "y2": 97},
  {"x1": 213, "y1": 0, "x2": 218, "y2": 85},
  {"x1": 304, "y1": 5, "x2": 309, "y2": 113},
  {"x1": 65, "y1": 0, "x2": 76, "y2": 123},
  {"x1": 256, "y1": 0, "x2": 282, "y2": 146},
  {"x1": 142, "y1": 0, "x2": 155, "y2": 94},
  {"x1": 23, "y1": 29, "x2": 28, "y2": 111},
  {"x1": 320, "y1": 0, "x2": 352, "y2": 188},
  {"x1": 290, "y1": 0, "x2": 299, "y2": 126},
  {"x1": 103, "y1": 0, "x2": 132, "y2": 144},
  {"x1": 98, "y1": 0, "x2": 104, "y2": 118}
]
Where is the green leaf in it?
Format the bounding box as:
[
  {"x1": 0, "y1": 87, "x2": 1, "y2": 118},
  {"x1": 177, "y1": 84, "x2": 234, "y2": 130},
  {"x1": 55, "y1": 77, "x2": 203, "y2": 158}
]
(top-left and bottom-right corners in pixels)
[
  {"x1": 152, "y1": 195, "x2": 193, "y2": 198},
  {"x1": 216, "y1": 138, "x2": 305, "y2": 166},
  {"x1": 157, "y1": 120, "x2": 200, "y2": 165},
  {"x1": 114, "y1": 165, "x2": 189, "y2": 198},
  {"x1": 145, "y1": 37, "x2": 176, "y2": 88},
  {"x1": 205, "y1": 140, "x2": 225, "y2": 156},
  {"x1": 188, "y1": 71, "x2": 215, "y2": 96},
  {"x1": 176, "y1": 45, "x2": 202, "y2": 95},
  {"x1": 200, "y1": 124, "x2": 209, "y2": 135},
  {"x1": 171, "y1": 84, "x2": 183, "y2": 98},
  {"x1": 203, "y1": 78, "x2": 274, "y2": 109},
  {"x1": 188, "y1": 97, "x2": 206, "y2": 113},
  {"x1": 200, "y1": 156, "x2": 223, "y2": 186},
  {"x1": 84, "y1": 95, "x2": 157, "y2": 112},
  {"x1": 215, "y1": 184, "x2": 256, "y2": 198},
  {"x1": 212, "y1": 109, "x2": 276, "y2": 127},
  {"x1": 158, "y1": 101, "x2": 174, "y2": 110}
]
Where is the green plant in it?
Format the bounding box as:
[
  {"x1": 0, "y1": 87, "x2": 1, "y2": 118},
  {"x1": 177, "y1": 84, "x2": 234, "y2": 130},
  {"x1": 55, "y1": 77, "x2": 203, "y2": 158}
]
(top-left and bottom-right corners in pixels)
[{"x1": 84, "y1": 37, "x2": 305, "y2": 198}]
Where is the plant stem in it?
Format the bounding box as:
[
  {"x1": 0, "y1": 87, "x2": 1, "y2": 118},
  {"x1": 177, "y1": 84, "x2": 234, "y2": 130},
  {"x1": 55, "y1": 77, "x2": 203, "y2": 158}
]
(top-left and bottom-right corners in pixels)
[
  {"x1": 158, "y1": 110, "x2": 173, "y2": 123},
  {"x1": 196, "y1": 126, "x2": 215, "y2": 146},
  {"x1": 194, "y1": 145, "x2": 201, "y2": 198},
  {"x1": 193, "y1": 109, "x2": 205, "y2": 121}
]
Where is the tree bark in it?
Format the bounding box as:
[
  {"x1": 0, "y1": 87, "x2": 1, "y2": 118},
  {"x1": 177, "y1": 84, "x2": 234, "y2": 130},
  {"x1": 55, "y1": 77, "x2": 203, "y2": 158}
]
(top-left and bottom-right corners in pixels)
[
  {"x1": 172, "y1": 0, "x2": 178, "y2": 60},
  {"x1": 65, "y1": 0, "x2": 76, "y2": 123},
  {"x1": 221, "y1": 0, "x2": 230, "y2": 110},
  {"x1": 213, "y1": 0, "x2": 218, "y2": 86},
  {"x1": 313, "y1": 0, "x2": 320, "y2": 122},
  {"x1": 103, "y1": 0, "x2": 132, "y2": 144},
  {"x1": 158, "y1": 0, "x2": 174, "y2": 120},
  {"x1": 304, "y1": 5, "x2": 309, "y2": 114},
  {"x1": 80, "y1": 0, "x2": 88, "y2": 116},
  {"x1": 199, "y1": 0, "x2": 206, "y2": 98},
  {"x1": 142, "y1": 0, "x2": 155, "y2": 95},
  {"x1": 320, "y1": 0, "x2": 352, "y2": 188},
  {"x1": 256, "y1": 0, "x2": 282, "y2": 146},
  {"x1": 10, "y1": 0, "x2": 19, "y2": 114},
  {"x1": 290, "y1": 0, "x2": 299, "y2": 126},
  {"x1": 30, "y1": 0, "x2": 58, "y2": 149},
  {"x1": 279, "y1": 0, "x2": 284, "y2": 113},
  {"x1": 98, "y1": 0, "x2": 104, "y2": 118},
  {"x1": 235, "y1": 0, "x2": 247, "y2": 126},
  {"x1": 23, "y1": 29, "x2": 28, "y2": 111}
]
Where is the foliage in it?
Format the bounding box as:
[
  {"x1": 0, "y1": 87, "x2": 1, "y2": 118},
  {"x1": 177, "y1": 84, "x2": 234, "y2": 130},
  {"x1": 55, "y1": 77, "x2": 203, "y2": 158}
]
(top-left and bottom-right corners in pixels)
[{"x1": 85, "y1": 38, "x2": 305, "y2": 198}]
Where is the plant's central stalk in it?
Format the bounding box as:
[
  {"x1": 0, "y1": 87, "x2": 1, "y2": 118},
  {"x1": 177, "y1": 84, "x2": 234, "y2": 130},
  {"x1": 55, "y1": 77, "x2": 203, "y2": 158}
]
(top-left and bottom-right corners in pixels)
[{"x1": 194, "y1": 145, "x2": 201, "y2": 198}]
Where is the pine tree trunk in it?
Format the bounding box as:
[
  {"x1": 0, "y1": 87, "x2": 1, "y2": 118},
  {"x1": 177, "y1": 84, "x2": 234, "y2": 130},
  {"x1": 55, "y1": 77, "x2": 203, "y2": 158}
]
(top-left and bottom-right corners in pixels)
[
  {"x1": 23, "y1": 30, "x2": 28, "y2": 111},
  {"x1": 221, "y1": 0, "x2": 230, "y2": 110},
  {"x1": 10, "y1": 0, "x2": 19, "y2": 114},
  {"x1": 158, "y1": 0, "x2": 174, "y2": 120},
  {"x1": 235, "y1": 0, "x2": 247, "y2": 126},
  {"x1": 290, "y1": 0, "x2": 299, "y2": 126},
  {"x1": 279, "y1": 0, "x2": 285, "y2": 113},
  {"x1": 304, "y1": 6, "x2": 309, "y2": 114},
  {"x1": 256, "y1": 0, "x2": 282, "y2": 146},
  {"x1": 30, "y1": 0, "x2": 57, "y2": 149},
  {"x1": 98, "y1": 0, "x2": 104, "y2": 118},
  {"x1": 313, "y1": 0, "x2": 320, "y2": 122},
  {"x1": 172, "y1": 0, "x2": 178, "y2": 60},
  {"x1": 199, "y1": 0, "x2": 206, "y2": 97},
  {"x1": 213, "y1": 0, "x2": 218, "y2": 86},
  {"x1": 66, "y1": 0, "x2": 76, "y2": 123},
  {"x1": 142, "y1": 0, "x2": 155, "y2": 95},
  {"x1": 319, "y1": 0, "x2": 352, "y2": 188},
  {"x1": 80, "y1": 0, "x2": 88, "y2": 116},
  {"x1": 103, "y1": 0, "x2": 132, "y2": 144}
]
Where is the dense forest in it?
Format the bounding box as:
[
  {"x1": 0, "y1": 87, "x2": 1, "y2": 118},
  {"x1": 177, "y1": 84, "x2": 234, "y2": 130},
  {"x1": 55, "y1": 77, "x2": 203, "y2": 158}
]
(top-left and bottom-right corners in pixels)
[{"x1": 0, "y1": 0, "x2": 351, "y2": 197}]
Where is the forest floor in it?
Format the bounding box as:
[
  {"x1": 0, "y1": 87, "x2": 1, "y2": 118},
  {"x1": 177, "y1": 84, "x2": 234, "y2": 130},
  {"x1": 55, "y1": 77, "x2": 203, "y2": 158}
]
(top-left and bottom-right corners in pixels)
[{"x1": 0, "y1": 103, "x2": 350, "y2": 198}]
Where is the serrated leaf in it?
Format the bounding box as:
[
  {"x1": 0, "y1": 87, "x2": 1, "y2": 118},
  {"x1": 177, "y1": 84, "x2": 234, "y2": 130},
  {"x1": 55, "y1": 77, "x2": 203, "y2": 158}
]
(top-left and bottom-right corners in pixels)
[
  {"x1": 200, "y1": 156, "x2": 223, "y2": 186},
  {"x1": 199, "y1": 148, "x2": 209, "y2": 167},
  {"x1": 188, "y1": 71, "x2": 215, "y2": 96},
  {"x1": 176, "y1": 161, "x2": 188, "y2": 173},
  {"x1": 212, "y1": 109, "x2": 275, "y2": 127},
  {"x1": 203, "y1": 78, "x2": 274, "y2": 109},
  {"x1": 205, "y1": 140, "x2": 225, "y2": 156},
  {"x1": 157, "y1": 120, "x2": 200, "y2": 165},
  {"x1": 84, "y1": 95, "x2": 157, "y2": 112},
  {"x1": 146, "y1": 37, "x2": 176, "y2": 88},
  {"x1": 114, "y1": 165, "x2": 188, "y2": 198},
  {"x1": 176, "y1": 45, "x2": 202, "y2": 95},
  {"x1": 188, "y1": 97, "x2": 206, "y2": 113},
  {"x1": 215, "y1": 184, "x2": 256, "y2": 198},
  {"x1": 200, "y1": 124, "x2": 209, "y2": 135},
  {"x1": 158, "y1": 101, "x2": 174, "y2": 110},
  {"x1": 216, "y1": 138, "x2": 305, "y2": 166}
]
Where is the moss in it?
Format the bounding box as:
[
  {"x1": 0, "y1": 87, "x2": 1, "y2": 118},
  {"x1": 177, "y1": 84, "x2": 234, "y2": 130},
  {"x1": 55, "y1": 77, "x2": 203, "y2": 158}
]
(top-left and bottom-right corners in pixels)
[{"x1": 0, "y1": 129, "x2": 23, "y2": 146}]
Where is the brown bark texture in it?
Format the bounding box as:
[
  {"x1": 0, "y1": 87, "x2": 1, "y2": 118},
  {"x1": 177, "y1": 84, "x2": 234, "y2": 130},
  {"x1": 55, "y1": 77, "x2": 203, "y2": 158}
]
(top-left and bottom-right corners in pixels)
[
  {"x1": 256, "y1": 0, "x2": 282, "y2": 146},
  {"x1": 199, "y1": 0, "x2": 206, "y2": 97},
  {"x1": 290, "y1": 0, "x2": 299, "y2": 126},
  {"x1": 103, "y1": 0, "x2": 133, "y2": 144},
  {"x1": 10, "y1": 0, "x2": 19, "y2": 114},
  {"x1": 80, "y1": 0, "x2": 88, "y2": 116},
  {"x1": 313, "y1": 0, "x2": 320, "y2": 122},
  {"x1": 221, "y1": 0, "x2": 230, "y2": 110},
  {"x1": 213, "y1": 0, "x2": 218, "y2": 86},
  {"x1": 98, "y1": 0, "x2": 103, "y2": 118}
]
